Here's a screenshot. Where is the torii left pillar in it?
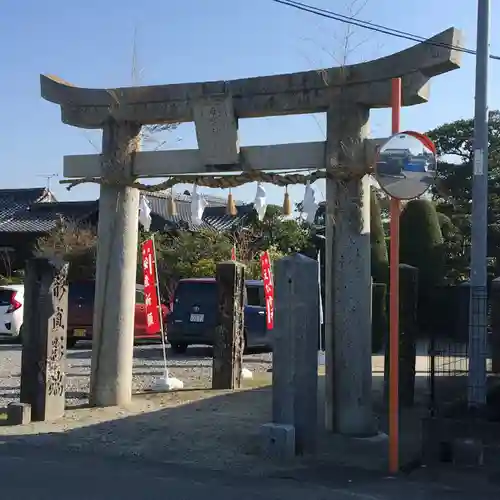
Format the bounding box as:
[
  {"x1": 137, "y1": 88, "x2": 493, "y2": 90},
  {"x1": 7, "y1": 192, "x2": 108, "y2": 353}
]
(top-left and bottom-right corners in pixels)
[{"x1": 90, "y1": 120, "x2": 141, "y2": 406}]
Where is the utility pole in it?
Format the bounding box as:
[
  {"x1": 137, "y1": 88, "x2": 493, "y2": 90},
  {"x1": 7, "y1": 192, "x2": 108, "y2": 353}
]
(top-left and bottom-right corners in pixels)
[{"x1": 468, "y1": 0, "x2": 491, "y2": 407}]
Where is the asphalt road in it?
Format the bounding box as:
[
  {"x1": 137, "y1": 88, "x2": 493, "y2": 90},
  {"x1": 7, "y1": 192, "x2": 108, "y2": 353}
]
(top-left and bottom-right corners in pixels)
[
  {"x1": 378, "y1": 171, "x2": 435, "y2": 199},
  {"x1": 0, "y1": 446, "x2": 366, "y2": 500},
  {"x1": 0, "y1": 445, "x2": 499, "y2": 500}
]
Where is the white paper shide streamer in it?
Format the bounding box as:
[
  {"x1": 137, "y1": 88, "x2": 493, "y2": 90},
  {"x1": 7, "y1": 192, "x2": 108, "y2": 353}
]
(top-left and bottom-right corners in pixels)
[
  {"x1": 190, "y1": 184, "x2": 207, "y2": 225},
  {"x1": 302, "y1": 181, "x2": 319, "y2": 223},
  {"x1": 253, "y1": 182, "x2": 267, "y2": 221},
  {"x1": 138, "y1": 195, "x2": 152, "y2": 231}
]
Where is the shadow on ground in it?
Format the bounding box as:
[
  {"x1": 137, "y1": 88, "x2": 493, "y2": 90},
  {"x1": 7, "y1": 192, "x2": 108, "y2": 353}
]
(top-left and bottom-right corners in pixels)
[
  {"x1": 1, "y1": 374, "x2": 500, "y2": 497},
  {"x1": 0, "y1": 376, "x2": 421, "y2": 474},
  {"x1": 0, "y1": 344, "x2": 21, "y2": 352},
  {"x1": 0, "y1": 384, "x2": 276, "y2": 474}
]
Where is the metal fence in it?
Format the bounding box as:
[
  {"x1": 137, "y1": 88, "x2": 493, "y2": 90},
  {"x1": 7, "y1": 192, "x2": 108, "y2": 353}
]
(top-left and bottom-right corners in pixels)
[{"x1": 427, "y1": 284, "x2": 492, "y2": 416}]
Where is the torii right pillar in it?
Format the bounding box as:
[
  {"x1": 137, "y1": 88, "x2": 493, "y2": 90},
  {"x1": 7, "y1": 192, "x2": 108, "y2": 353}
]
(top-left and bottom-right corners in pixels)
[
  {"x1": 322, "y1": 34, "x2": 464, "y2": 434},
  {"x1": 325, "y1": 99, "x2": 374, "y2": 435}
]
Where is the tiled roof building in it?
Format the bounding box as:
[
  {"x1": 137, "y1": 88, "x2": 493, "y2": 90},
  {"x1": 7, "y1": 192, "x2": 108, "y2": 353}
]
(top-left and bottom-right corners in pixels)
[
  {"x1": 0, "y1": 187, "x2": 254, "y2": 273},
  {"x1": 144, "y1": 190, "x2": 253, "y2": 232}
]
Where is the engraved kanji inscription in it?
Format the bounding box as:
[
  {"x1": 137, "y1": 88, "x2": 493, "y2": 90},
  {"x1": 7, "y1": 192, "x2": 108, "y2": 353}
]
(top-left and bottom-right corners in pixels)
[{"x1": 51, "y1": 306, "x2": 65, "y2": 332}]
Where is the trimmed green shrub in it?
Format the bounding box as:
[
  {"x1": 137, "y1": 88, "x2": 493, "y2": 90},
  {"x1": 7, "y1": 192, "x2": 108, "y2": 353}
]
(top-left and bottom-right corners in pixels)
[
  {"x1": 371, "y1": 189, "x2": 389, "y2": 283},
  {"x1": 400, "y1": 199, "x2": 445, "y2": 290},
  {"x1": 372, "y1": 282, "x2": 387, "y2": 353},
  {"x1": 399, "y1": 264, "x2": 419, "y2": 333},
  {"x1": 400, "y1": 199, "x2": 445, "y2": 333}
]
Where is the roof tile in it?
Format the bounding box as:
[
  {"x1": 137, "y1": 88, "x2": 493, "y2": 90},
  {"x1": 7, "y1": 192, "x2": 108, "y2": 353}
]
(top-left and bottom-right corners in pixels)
[
  {"x1": 0, "y1": 188, "x2": 255, "y2": 234},
  {"x1": 143, "y1": 191, "x2": 254, "y2": 232},
  {"x1": 0, "y1": 200, "x2": 97, "y2": 233},
  {"x1": 0, "y1": 188, "x2": 56, "y2": 232}
]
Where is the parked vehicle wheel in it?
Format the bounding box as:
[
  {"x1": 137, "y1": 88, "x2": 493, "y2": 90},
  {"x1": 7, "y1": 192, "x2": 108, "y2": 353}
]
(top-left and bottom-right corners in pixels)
[
  {"x1": 67, "y1": 338, "x2": 77, "y2": 349},
  {"x1": 171, "y1": 343, "x2": 188, "y2": 354},
  {"x1": 17, "y1": 325, "x2": 24, "y2": 345}
]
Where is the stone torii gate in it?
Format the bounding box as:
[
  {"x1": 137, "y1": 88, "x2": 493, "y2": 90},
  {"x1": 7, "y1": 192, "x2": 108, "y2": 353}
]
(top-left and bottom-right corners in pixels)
[{"x1": 41, "y1": 28, "x2": 462, "y2": 436}]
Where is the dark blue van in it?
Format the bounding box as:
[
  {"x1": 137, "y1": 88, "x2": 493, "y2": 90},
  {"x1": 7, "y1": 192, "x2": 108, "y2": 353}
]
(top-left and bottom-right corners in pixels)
[{"x1": 166, "y1": 278, "x2": 270, "y2": 354}]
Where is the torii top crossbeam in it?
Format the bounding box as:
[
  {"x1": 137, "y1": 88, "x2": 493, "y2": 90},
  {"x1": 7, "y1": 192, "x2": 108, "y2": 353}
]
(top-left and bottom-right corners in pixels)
[{"x1": 41, "y1": 28, "x2": 462, "y2": 129}]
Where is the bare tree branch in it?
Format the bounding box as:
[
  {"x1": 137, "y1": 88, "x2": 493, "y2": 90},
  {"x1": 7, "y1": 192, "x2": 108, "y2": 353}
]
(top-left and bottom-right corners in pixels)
[{"x1": 36, "y1": 220, "x2": 98, "y2": 280}]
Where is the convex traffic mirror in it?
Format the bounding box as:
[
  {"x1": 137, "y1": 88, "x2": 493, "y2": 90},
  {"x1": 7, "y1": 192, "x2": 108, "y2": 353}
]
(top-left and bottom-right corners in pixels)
[{"x1": 374, "y1": 131, "x2": 437, "y2": 200}]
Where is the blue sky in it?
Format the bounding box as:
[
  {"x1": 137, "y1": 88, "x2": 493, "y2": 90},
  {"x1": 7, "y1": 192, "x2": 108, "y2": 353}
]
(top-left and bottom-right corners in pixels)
[{"x1": 2, "y1": 0, "x2": 499, "y2": 206}]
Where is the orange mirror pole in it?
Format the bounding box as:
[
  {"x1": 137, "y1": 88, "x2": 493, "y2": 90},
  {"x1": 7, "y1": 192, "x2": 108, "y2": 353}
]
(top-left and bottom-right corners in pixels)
[{"x1": 389, "y1": 77, "x2": 401, "y2": 475}]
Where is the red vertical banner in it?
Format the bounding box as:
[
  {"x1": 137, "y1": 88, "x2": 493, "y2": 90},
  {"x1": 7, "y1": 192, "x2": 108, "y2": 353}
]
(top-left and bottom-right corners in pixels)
[
  {"x1": 260, "y1": 251, "x2": 274, "y2": 330},
  {"x1": 141, "y1": 239, "x2": 161, "y2": 334},
  {"x1": 231, "y1": 245, "x2": 236, "y2": 261}
]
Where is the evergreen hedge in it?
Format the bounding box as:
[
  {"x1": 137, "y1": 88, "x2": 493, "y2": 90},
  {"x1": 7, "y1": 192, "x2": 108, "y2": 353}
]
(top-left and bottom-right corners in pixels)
[
  {"x1": 400, "y1": 199, "x2": 445, "y2": 333},
  {"x1": 371, "y1": 189, "x2": 389, "y2": 283}
]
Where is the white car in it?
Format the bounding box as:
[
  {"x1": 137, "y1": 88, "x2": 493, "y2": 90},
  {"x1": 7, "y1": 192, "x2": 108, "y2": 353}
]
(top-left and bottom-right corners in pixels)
[{"x1": 0, "y1": 284, "x2": 24, "y2": 341}]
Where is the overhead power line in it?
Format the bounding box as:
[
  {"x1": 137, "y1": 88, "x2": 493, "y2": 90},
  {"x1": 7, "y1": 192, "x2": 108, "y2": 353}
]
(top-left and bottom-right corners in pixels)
[{"x1": 270, "y1": 0, "x2": 500, "y2": 61}]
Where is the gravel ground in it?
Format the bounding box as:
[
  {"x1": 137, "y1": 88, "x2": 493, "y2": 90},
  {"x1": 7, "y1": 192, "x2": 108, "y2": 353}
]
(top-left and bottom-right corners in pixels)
[{"x1": 0, "y1": 341, "x2": 272, "y2": 408}]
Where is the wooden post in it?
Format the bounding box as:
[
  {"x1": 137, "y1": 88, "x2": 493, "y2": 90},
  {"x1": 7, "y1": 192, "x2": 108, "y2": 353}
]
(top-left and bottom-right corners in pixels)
[
  {"x1": 20, "y1": 257, "x2": 69, "y2": 421},
  {"x1": 212, "y1": 261, "x2": 245, "y2": 389}
]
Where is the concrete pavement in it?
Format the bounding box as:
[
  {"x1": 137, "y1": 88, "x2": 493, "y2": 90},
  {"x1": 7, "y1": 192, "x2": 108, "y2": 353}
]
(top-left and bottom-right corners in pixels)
[{"x1": 0, "y1": 445, "x2": 499, "y2": 499}]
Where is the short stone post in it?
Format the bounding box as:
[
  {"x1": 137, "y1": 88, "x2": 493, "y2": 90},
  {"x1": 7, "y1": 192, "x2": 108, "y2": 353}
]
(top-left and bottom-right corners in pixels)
[
  {"x1": 384, "y1": 265, "x2": 419, "y2": 407},
  {"x1": 399, "y1": 265, "x2": 419, "y2": 407},
  {"x1": 212, "y1": 261, "x2": 245, "y2": 390},
  {"x1": 272, "y1": 253, "x2": 319, "y2": 455},
  {"x1": 7, "y1": 402, "x2": 31, "y2": 425},
  {"x1": 20, "y1": 257, "x2": 69, "y2": 421}
]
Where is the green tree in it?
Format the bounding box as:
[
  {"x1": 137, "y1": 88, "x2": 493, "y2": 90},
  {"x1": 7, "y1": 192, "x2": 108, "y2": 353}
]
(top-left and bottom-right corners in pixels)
[
  {"x1": 138, "y1": 229, "x2": 233, "y2": 300},
  {"x1": 137, "y1": 226, "x2": 287, "y2": 300},
  {"x1": 245, "y1": 204, "x2": 313, "y2": 255},
  {"x1": 436, "y1": 212, "x2": 468, "y2": 283},
  {"x1": 427, "y1": 110, "x2": 500, "y2": 277}
]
